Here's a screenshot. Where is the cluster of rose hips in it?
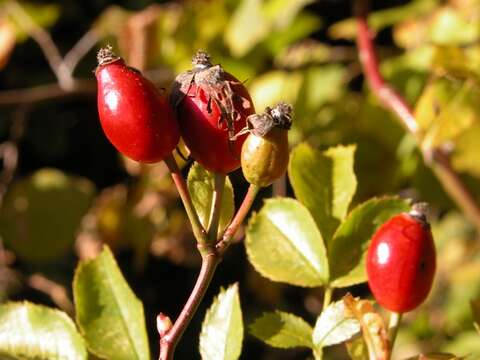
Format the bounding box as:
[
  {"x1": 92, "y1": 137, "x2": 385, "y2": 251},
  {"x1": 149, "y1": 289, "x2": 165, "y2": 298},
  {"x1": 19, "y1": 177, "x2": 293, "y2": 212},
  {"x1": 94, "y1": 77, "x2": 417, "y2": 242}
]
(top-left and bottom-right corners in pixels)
[
  {"x1": 95, "y1": 46, "x2": 436, "y2": 316},
  {"x1": 95, "y1": 46, "x2": 291, "y2": 186}
]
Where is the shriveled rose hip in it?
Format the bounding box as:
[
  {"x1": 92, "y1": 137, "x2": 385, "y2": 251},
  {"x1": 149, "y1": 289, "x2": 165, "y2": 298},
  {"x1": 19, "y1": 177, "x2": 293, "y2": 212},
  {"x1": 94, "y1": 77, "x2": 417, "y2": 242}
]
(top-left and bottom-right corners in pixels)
[{"x1": 96, "y1": 46, "x2": 179, "y2": 163}]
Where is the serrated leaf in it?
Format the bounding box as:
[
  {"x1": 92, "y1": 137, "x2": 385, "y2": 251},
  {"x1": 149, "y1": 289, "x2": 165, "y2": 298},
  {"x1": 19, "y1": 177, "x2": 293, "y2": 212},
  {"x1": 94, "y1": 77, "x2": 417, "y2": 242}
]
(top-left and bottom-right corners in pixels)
[
  {"x1": 246, "y1": 198, "x2": 329, "y2": 287},
  {"x1": 328, "y1": 197, "x2": 410, "y2": 288},
  {"x1": 73, "y1": 246, "x2": 150, "y2": 360},
  {"x1": 0, "y1": 302, "x2": 87, "y2": 360},
  {"x1": 343, "y1": 294, "x2": 389, "y2": 360},
  {"x1": 313, "y1": 300, "x2": 360, "y2": 348},
  {"x1": 289, "y1": 143, "x2": 357, "y2": 243},
  {"x1": 0, "y1": 168, "x2": 94, "y2": 263},
  {"x1": 199, "y1": 283, "x2": 243, "y2": 360},
  {"x1": 187, "y1": 162, "x2": 234, "y2": 236},
  {"x1": 249, "y1": 311, "x2": 313, "y2": 349}
]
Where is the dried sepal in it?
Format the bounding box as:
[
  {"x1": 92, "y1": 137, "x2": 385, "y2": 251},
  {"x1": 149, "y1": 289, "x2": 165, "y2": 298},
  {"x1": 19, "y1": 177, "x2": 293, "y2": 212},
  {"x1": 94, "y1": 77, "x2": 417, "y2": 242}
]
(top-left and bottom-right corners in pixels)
[
  {"x1": 343, "y1": 293, "x2": 389, "y2": 360},
  {"x1": 244, "y1": 102, "x2": 293, "y2": 138}
]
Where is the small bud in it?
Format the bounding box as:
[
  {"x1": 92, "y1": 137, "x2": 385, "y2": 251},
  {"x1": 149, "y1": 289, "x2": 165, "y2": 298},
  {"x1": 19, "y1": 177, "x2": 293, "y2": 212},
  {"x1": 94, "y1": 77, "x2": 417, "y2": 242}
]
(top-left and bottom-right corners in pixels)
[{"x1": 157, "y1": 313, "x2": 173, "y2": 337}]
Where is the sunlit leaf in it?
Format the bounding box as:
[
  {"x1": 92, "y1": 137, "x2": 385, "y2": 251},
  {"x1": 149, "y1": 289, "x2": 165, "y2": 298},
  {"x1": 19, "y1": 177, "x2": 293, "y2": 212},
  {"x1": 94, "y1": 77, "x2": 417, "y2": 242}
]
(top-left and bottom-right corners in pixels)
[
  {"x1": 0, "y1": 168, "x2": 94, "y2": 263},
  {"x1": 246, "y1": 198, "x2": 329, "y2": 287},
  {"x1": 313, "y1": 300, "x2": 360, "y2": 348},
  {"x1": 428, "y1": 6, "x2": 480, "y2": 45},
  {"x1": 4, "y1": 2, "x2": 60, "y2": 41},
  {"x1": 200, "y1": 284, "x2": 243, "y2": 360},
  {"x1": 328, "y1": 197, "x2": 410, "y2": 288},
  {"x1": 0, "y1": 302, "x2": 87, "y2": 360},
  {"x1": 328, "y1": 0, "x2": 438, "y2": 40},
  {"x1": 224, "y1": 0, "x2": 269, "y2": 56},
  {"x1": 187, "y1": 162, "x2": 234, "y2": 235},
  {"x1": 250, "y1": 311, "x2": 313, "y2": 349},
  {"x1": 415, "y1": 76, "x2": 480, "y2": 150},
  {"x1": 248, "y1": 70, "x2": 303, "y2": 112},
  {"x1": 73, "y1": 246, "x2": 150, "y2": 360},
  {"x1": 289, "y1": 143, "x2": 356, "y2": 243}
]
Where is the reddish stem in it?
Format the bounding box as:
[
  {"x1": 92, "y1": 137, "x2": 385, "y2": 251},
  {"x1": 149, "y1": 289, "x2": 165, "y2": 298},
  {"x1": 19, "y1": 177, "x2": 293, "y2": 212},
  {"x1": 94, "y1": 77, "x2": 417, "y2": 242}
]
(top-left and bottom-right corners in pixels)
[
  {"x1": 355, "y1": 0, "x2": 480, "y2": 233},
  {"x1": 217, "y1": 184, "x2": 260, "y2": 254},
  {"x1": 164, "y1": 155, "x2": 207, "y2": 245},
  {"x1": 159, "y1": 250, "x2": 219, "y2": 360}
]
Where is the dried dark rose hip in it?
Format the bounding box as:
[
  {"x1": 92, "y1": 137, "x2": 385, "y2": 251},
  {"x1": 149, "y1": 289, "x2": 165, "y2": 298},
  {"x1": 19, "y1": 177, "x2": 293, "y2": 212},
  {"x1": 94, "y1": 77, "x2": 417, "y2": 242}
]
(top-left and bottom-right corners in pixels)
[
  {"x1": 95, "y1": 46, "x2": 179, "y2": 163},
  {"x1": 240, "y1": 103, "x2": 292, "y2": 187},
  {"x1": 170, "y1": 50, "x2": 255, "y2": 174},
  {"x1": 366, "y1": 204, "x2": 436, "y2": 313}
]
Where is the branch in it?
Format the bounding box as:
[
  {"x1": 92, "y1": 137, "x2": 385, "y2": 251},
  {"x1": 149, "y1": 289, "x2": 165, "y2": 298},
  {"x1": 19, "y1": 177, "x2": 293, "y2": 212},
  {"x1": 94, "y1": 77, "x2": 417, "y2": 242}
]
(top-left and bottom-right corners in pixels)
[
  {"x1": 4, "y1": 1, "x2": 74, "y2": 90},
  {"x1": 159, "y1": 250, "x2": 219, "y2": 360},
  {"x1": 62, "y1": 29, "x2": 99, "y2": 76},
  {"x1": 355, "y1": 0, "x2": 480, "y2": 233},
  {"x1": 217, "y1": 184, "x2": 260, "y2": 254},
  {"x1": 0, "y1": 80, "x2": 96, "y2": 106},
  {"x1": 164, "y1": 155, "x2": 207, "y2": 245}
]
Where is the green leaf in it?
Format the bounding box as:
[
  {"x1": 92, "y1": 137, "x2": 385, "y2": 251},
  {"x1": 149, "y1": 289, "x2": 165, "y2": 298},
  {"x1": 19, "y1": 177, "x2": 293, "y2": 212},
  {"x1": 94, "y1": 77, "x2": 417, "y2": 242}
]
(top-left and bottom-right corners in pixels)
[
  {"x1": 187, "y1": 163, "x2": 234, "y2": 235},
  {"x1": 289, "y1": 143, "x2": 357, "y2": 243},
  {"x1": 428, "y1": 7, "x2": 480, "y2": 46},
  {"x1": 5, "y1": 2, "x2": 60, "y2": 41},
  {"x1": 328, "y1": 0, "x2": 438, "y2": 40},
  {"x1": 73, "y1": 246, "x2": 150, "y2": 360},
  {"x1": 263, "y1": 0, "x2": 315, "y2": 29},
  {"x1": 249, "y1": 70, "x2": 303, "y2": 111},
  {"x1": 414, "y1": 76, "x2": 480, "y2": 151},
  {"x1": 0, "y1": 302, "x2": 87, "y2": 360},
  {"x1": 329, "y1": 197, "x2": 410, "y2": 288},
  {"x1": 249, "y1": 311, "x2": 313, "y2": 349},
  {"x1": 0, "y1": 168, "x2": 94, "y2": 263},
  {"x1": 313, "y1": 300, "x2": 360, "y2": 348},
  {"x1": 246, "y1": 198, "x2": 329, "y2": 287},
  {"x1": 224, "y1": 0, "x2": 269, "y2": 56},
  {"x1": 346, "y1": 337, "x2": 369, "y2": 360},
  {"x1": 199, "y1": 283, "x2": 243, "y2": 360}
]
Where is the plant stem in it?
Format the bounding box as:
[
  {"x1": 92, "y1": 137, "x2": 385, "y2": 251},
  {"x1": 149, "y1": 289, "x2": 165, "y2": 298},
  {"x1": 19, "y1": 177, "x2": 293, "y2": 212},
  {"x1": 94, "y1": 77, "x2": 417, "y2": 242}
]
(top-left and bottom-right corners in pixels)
[
  {"x1": 207, "y1": 173, "x2": 225, "y2": 243},
  {"x1": 322, "y1": 286, "x2": 333, "y2": 311},
  {"x1": 159, "y1": 249, "x2": 220, "y2": 360},
  {"x1": 164, "y1": 155, "x2": 207, "y2": 245},
  {"x1": 216, "y1": 184, "x2": 260, "y2": 254},
  {"x1": 387, "y1": 312, "x2": 402, "y2": 359},
  {"x1": 355, "y1": 0, "x2": 480, "y2": 234},
  {"x1": 159, "y1": 173, "x2": 260, "y2": 359}
]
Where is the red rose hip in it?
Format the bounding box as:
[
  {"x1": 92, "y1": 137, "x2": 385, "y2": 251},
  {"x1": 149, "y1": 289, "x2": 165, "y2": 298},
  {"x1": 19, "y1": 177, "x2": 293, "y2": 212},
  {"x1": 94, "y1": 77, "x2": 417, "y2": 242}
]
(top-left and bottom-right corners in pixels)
[
  {"x1": 366, "y1": 205, "x2": 436, "y2": 313},
  {"x1": 171, "y1": 51, "x2": 255, "y2": 174},
  {"x1": 95, "y1": 46, "x2": 179, "y2": 163}
]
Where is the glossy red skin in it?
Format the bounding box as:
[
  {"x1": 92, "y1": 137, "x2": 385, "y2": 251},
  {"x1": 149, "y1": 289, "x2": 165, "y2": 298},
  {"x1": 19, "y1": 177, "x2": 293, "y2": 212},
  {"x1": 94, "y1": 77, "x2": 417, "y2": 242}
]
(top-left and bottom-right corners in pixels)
[
  {"x1": 178, "y1": 74, "x2": 255, "y2": 173},
  {"x1": 366, "y1": 213, "x2": 436, "y2": 313},
  {"x1": 96, "y1": 60, "x2": 179, "y2": 163}
]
